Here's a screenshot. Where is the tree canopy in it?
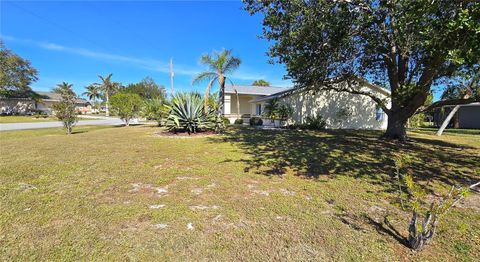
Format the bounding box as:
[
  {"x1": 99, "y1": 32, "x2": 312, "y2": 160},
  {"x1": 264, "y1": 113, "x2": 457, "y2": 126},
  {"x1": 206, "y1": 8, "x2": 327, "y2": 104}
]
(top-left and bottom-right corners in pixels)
[
  {"x1": 244, "y1": 0, "x2": 480, "y2": 140},
  {"x1": 252, "y1": 79, "x2": 270, "y2": 86},
  {"x1": 110, "y1": 93, "x2": 143, "y2": 126},
  {"x1": 122, "y1": 77, "x2": 165, "y2": 100},
  {"x1": 0, "y1": 41, "x2": 38, "y2": 97}
]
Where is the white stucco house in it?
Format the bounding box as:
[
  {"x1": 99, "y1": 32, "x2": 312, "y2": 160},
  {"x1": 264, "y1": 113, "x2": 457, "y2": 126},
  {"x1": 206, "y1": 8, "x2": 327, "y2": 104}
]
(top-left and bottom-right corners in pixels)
[{"x1": 224, "y1": 81, "x2": 390, "y2": 130}]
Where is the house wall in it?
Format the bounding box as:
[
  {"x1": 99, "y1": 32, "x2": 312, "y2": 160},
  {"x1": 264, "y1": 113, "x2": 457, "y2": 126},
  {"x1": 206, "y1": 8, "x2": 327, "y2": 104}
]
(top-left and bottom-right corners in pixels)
[
  {"x1": 458, "y1": 106, "x2": 480, "y2": 129},
  {"x1": 225, "y1": 94, "x2": 264, "y2": 124},
  {"x1": 0, "y1": 99, "x2": 35, "y2": 114},
  {"x1": 229, "y1": 94, "x2": 255, "y2": 115},
  {"x1": 37, "y1": 101, "x2": 55, "y2": 114},
  {"x1": 274, "y1": 88, "x2": 389, "y2": 130}
]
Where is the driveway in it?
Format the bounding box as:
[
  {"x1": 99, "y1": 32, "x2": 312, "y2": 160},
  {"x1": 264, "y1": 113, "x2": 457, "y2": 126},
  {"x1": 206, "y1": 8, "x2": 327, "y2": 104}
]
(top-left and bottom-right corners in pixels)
[{"x1": 0, "y1": 117, "x2": 125, "y2": 132}]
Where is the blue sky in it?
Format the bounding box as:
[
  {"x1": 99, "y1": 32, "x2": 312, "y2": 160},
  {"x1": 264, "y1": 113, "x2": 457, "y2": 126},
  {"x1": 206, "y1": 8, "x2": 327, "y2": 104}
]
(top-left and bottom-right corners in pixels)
[{"x1": 1, "y1": 1, "x2": 292, "y2": 98}]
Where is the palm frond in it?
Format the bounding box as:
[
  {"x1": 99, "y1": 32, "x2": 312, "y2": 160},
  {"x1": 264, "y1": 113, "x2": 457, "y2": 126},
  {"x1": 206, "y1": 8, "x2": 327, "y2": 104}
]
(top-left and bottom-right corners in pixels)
[
  {"x1": 223, "y1": 56, "x2": 241, "y2": 73},
  {"x1": 192, "y1": 71, "x2": 217, "y2": 85}
]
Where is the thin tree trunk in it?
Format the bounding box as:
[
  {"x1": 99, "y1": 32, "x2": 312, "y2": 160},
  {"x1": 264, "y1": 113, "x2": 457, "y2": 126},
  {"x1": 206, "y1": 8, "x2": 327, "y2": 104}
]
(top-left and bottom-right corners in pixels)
[
  {"x1": 436, "y1": 105, "x2": 460, "y2": 136},
  {"x1": 105, "y1": 93, "x2": 110, "y2": 117}
]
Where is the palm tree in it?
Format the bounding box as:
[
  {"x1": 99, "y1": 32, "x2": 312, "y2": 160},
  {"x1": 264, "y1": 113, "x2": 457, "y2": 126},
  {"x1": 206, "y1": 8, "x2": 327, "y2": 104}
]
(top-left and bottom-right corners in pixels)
[
  {"x1": 53, "y1": 82, "x2": 75, "y2": 97},
  {"x1": 192, "y1": 49, "x2": 241, "y2": 116},
  {"x1": 96, "y1": 74, "x2": 119, "y2": 116},
  {"x1": 264, "y1": 98, "x2": 279, "y2": 126},
  {"x1": 82, "y1": 84, "x2": 101, "y2": 112}
]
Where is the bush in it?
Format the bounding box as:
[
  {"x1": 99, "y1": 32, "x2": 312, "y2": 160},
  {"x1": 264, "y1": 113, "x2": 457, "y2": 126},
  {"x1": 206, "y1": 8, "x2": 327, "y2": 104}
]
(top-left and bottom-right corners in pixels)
[
  {"x1": 110, "y1": 93, "x2": 143, "y2": 126},
  {"x1": 222, "y1": 117, "x2": 230, "y2": 126},
  {"x1": 234, "y1": 118, "x2": 243, "y2": 125},
  {"x1": 303, "y1": 115, "x2": 326, "y2": 130},
  {"x1": 142, "y1": 98, "x2": 167, "y2": 125},
  {"x1": 409, "y1": 113, "x2": 426, "y2": 128},
  {"x1": 249, "y1": 117, "x2": 263, "y2": 126},
  {"x1": 392, "y1": 154, "x2": 478, "y2": 251}
]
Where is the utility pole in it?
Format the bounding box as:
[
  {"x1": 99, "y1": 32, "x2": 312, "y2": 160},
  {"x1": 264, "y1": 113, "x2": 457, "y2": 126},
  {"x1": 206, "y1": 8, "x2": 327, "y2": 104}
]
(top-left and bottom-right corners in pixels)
[{"x1": 169, "y1": 58, "x2": 174, "y2": 97}]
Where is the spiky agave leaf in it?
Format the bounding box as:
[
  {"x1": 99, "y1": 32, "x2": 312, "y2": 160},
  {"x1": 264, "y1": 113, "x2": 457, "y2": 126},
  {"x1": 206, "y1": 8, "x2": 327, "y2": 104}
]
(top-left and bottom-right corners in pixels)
[{"x1": 165, "y1": 92, "x2": 213, "y2": 134}]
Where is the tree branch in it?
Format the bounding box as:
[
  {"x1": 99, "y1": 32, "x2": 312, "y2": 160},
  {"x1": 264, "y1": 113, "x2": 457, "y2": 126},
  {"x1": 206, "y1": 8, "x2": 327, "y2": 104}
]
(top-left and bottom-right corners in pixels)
[
  {"x1": 320, "y1": 79, "x2": 391, "y2": 114},
  {"x1": 418, "y1": 97, "x2": 480, "y2": 113}
]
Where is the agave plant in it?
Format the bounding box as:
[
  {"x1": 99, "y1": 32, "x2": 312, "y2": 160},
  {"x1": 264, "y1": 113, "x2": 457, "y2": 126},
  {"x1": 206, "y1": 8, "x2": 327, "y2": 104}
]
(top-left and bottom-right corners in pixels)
[{"x1": 164, "y1": 92, "x2": 214, "y2": 134}]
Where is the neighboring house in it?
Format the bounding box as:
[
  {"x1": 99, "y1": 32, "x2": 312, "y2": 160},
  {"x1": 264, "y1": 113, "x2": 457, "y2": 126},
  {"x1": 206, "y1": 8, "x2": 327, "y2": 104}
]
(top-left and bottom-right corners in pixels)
[
  {"x1": 224, "y1": 81, "x2": 390, "y2": 130},
  {"x1": 35, "y1": 92, "x2": 91, "y2": 115},
  {"x1": 433, "y1": 103, "x2": 480, "y2": 129},
  {"x1": 0, "y1": 91, "x2": 91, "y2": 115}
]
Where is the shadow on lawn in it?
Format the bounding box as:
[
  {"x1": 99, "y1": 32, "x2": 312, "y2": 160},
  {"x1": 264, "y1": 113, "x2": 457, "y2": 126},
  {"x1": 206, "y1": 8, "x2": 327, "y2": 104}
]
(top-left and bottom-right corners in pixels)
[{"x1": 209, "y1": 126, "x2": 478, "y2": 192}]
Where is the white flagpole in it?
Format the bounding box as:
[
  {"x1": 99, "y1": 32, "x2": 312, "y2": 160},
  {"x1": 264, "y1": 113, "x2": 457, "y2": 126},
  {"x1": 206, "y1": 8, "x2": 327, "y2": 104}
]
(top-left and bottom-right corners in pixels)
[{"x1": 169, "y1": 58, "x2": 174, "y2": 97}]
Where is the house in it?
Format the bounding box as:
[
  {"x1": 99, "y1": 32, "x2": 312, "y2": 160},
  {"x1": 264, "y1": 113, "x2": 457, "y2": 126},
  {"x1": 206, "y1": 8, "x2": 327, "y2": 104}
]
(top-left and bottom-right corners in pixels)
[
  {"x1": 35, "y1": 92, "x2": 92, "y2": 115},
  {"x1": 224, "y1": 85, "x2": 286, "y2": 120},
  {"x1": 433, "y1": 103, "x2": 480, "y2": 129},
  {"x1": 224, "y1": 81, "x2": 390, "y2": 129},
  {"x1": 0, "y1": 91, "x2": 91, "y2": 115}
]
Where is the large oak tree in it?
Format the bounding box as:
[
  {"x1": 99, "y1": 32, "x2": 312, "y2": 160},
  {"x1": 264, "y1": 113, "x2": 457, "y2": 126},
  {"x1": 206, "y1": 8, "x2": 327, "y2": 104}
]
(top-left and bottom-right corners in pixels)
[
  {"x1": 0, "y1": 41, "x2": 38, "y2": 97},
  {"x1": 244, "y1": 0, "x2": 480, "y2": 140}
]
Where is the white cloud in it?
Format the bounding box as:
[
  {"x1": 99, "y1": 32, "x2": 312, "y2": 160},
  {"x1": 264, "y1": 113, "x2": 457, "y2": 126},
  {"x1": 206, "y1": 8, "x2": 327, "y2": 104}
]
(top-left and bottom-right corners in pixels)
[
  {"x1": 2, "y1": 35, "x2": 288, "y2": 85},
  {"x1": 1, "y1": 35, "x2": 198, "y2": 76}
]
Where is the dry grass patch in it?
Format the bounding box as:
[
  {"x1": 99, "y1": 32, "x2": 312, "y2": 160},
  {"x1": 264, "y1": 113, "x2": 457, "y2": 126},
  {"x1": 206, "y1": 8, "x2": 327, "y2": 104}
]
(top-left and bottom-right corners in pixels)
[{"x1": 0, "y1": 125, "x2": 478, "y2": 260}]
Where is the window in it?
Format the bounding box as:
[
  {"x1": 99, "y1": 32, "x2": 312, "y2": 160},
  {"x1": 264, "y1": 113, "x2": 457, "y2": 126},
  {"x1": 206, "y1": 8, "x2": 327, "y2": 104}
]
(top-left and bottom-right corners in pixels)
[
  {"x1": 256, "y1": 104, "x2": 262, "y2": 115},
  {"x1": 375, "y1": 105, "x2": 385, "y2": 121}
]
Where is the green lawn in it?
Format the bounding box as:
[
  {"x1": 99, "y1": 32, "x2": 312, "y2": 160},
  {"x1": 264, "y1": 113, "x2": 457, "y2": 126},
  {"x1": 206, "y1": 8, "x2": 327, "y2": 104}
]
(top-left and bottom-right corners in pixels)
[
  {"x1": 0, "y1": 126, "x2": 478, "y2": 260},
  {"x1": 410, "y1": 127, "x2": 480, "y2": 136},
  {"x1": 0, "y1": 115, "x2": 101, "y2": 123},
  {"x1": 0, "y1": 115, "x2": 59, "y2": 123}
]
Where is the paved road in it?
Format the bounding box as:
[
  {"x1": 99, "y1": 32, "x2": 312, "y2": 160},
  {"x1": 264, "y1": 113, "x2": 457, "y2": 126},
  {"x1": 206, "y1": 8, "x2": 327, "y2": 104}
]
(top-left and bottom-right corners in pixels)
[{"x1": 0, "y1": 117, "x2": 125, "y2": 132}]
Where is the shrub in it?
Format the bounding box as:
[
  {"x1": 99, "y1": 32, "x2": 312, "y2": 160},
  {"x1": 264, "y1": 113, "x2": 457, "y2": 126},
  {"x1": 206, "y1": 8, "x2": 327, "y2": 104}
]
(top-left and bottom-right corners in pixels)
[
  {"x1": 142, "y1": 98, "x2": 167, "y2": 125},
  {"x1": 263, "y1": 99, "x2": 279, "y2": 126},
  {"x1": 164, "y1": 92, "x2": 215, "y2": 134},
  {"x1": 222, "y1": 117, "x2": 230, "y2": 126},
  {"x1": 277, "y1": 104, "x2": 293, "y2": 120},
  {"x1": 304, "y1": 115, "x2": 326, "y2": 130},
  {"x1": 249, "y1": 117, "x2": 263, "y2": 126},
  {"x1": 234, "y1": 118, "x2": 243, "y2": 125},
  {"x1": 409, "y1": 113, "x2": 426, "y2": 128},
  {"x1": 110, "y1": 93, "x2": 143, "y2": 126},
  {"x1": 392, "y1": 154, "x2": 479, "y2": 251}
]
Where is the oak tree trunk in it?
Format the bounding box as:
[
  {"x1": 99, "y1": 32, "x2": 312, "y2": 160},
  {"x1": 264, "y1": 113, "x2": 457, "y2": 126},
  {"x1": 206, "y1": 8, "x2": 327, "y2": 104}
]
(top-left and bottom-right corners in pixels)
[{"x1": 384, "y1": 113, "x2": 408, "y2": 141}]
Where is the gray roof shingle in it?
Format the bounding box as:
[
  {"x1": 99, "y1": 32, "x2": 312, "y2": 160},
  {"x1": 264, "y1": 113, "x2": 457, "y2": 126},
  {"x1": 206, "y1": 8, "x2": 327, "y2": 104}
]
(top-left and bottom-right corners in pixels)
[
  {"x1": 36, "y1": 91, "x2": 89, "y2": 104},
  {"x1": 225, "y1": 85, "x2": 289, "y2": 96}
]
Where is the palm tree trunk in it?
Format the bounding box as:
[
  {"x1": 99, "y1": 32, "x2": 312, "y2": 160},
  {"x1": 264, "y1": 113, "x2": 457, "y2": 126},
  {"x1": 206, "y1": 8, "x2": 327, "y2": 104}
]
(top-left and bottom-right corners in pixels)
[
  {"x1": 218, "y1": 74, "x2": 225, "y2": 117},
  {"x1": 105, "y1": 93, "x2": 110, "y2": 117},
  {"x1": 204, "y1": 79, "x2": 215, "y2": 113},
  {"x1": 436, "y1": 105, "x2": 460, "y2": 136}
]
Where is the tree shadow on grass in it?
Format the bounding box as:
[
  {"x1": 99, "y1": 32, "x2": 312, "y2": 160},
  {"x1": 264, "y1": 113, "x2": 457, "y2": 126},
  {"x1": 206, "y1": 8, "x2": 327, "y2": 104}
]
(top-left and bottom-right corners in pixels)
[{"x1": 208, "y1": 126, "x2": 479, "y2": 192}]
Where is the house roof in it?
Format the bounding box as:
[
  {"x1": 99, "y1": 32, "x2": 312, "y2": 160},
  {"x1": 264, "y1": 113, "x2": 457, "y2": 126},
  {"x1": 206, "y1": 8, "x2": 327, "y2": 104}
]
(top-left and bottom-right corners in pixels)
[
  {"x1": 250, "y1": 78, "x2": 390, "y2": 103},
  {"x1": 36, "y1": 91, "x2": 89, "y2": 104},
  {"x1": 443, "y1": 102, "x2": 480, "y2": 108},
  {"x1": 225, "y1": 85, "x2": 288, "y2": 96}
]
